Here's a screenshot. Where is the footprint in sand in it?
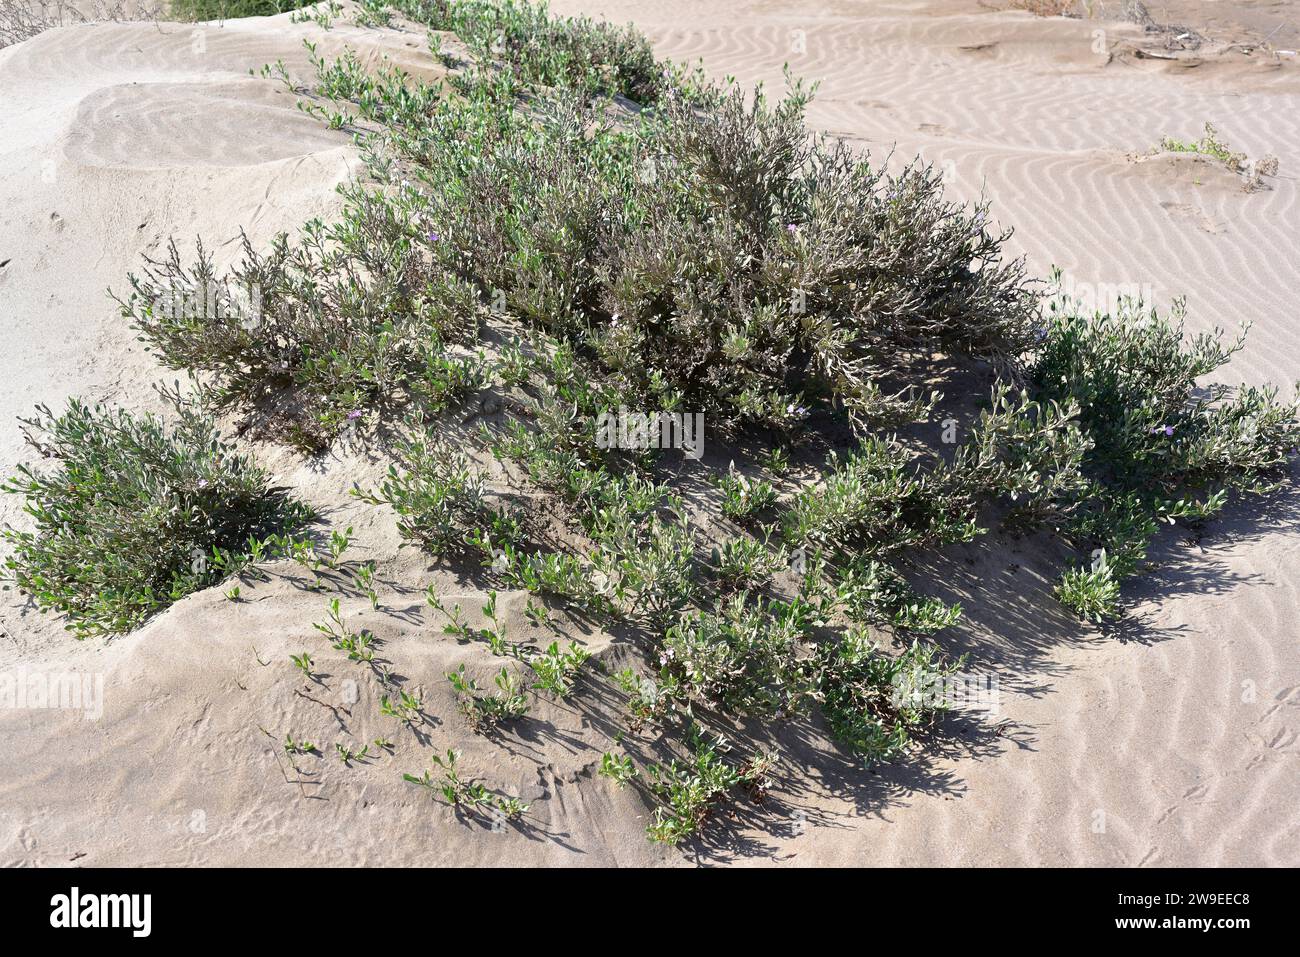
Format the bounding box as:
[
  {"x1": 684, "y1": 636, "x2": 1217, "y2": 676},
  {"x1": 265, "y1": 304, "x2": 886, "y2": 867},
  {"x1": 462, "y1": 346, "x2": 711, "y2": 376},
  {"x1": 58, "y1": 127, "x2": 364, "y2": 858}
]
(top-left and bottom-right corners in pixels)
[{"x1": 1159, "y1": 201, "x2": 1225, "y2": 234}]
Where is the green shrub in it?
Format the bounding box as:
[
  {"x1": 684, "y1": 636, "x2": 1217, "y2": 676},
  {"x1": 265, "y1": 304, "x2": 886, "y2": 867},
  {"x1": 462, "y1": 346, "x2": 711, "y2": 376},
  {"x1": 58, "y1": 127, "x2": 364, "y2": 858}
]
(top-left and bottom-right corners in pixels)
[
  {"x1": 644, "y1": 731, "x2": 773, "y2": 845},
  {"x1": 353, "y1": 430, "x2": 507, "y2": 557},
  {"x1": 1033, "y1": 294, "x2": 1299, "y2": 615},
  {"x1": 1, "y1": 395, "x2": 312, "y2": 637},
  {"x1": 1055, "y1": 552, "x2": 1121, "y2": 623},
  {"x1": 116, "y1": 188, "x2": 482, "y2": 451},
  {"x1": 825, "y1": 557, "x2": 962, "y2": 636},
  {"x1": 661, "y1": 595, "x2": 812, "y2": 715},
  {"x1": 169, "y1": 0, "x2": 316, "y2": 22},
  {"x1": 392, "y1": 0, "x2": 668, "y2": 103},
  {"x1": 814, "y1": 636, "x2": 963, "y2": 763},
  {"x1": 783, "y1": 438, "x2": 979, "y2": 563}
]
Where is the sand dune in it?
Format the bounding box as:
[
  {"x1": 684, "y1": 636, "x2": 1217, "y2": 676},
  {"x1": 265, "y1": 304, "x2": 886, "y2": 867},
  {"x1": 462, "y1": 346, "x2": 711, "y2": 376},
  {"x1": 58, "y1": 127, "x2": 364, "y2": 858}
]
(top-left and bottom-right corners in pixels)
[{"x1": 1, "y1": 2, "x2": 1296, "y2": 866}]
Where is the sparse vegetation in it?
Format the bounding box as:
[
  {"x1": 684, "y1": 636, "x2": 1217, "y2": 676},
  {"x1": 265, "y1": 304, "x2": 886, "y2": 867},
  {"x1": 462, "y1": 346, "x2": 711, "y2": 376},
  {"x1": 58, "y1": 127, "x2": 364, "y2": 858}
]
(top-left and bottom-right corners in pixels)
[
  {"x1": 644, "y1": 731, "x2": 773, "y2": 845},
  {"x1": 405, "y1": 748, "x2": 529, "y2": 819},
  {"x1": 1156, "y1": 123, "x2": 1279, "y2": 190},
  {"x1": 169, "y1": 0, "x2": 315, "y2": 21},
  {"x1": 32, "y1": 0, "x2": 1293, "y2": 853}
]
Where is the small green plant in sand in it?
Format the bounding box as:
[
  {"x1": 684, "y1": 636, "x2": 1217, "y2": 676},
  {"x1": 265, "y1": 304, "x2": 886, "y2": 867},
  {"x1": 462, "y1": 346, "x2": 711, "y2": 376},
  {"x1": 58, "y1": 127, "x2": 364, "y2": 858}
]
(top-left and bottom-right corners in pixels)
[
  {"x1": 379, "y1": 689, "x2": 423, "y2": 726},
  {"x1": 290, "y1": 651, "x2": 315, "y2": 678},
  {"x1": 313, "y1": 597, "x2": 377, "y2": 663},
  {"x1": 405, "y1": 748, "x2": 529, "y2": 820},
  {"x1": 644, "y1": 731, "x2": 773, "y2": 845},
  {"x1": 283, "y1": 734, "x2": 318, "y2": 755},
  {"x1": 528, "y1": 640, "x2": 590, "y2": 697},
  {"x1": 351, "y1": 560, "x2": 380, "y2": 609},
  {"x1": 598, "y1": 751, "x2": 637, "y2": 787},
  {"x1": 447, "y1": 664, "x2": 529, "y2": 730},
  {"x1": 1, "y1": 392, "x2": 312, "y2": 638},
  {"x1": 1156, "y1": 123, "x2": 1279, "y2": 189},
  {"x1": 708, "y1": 536, "x2": 785, "y2": 594},
  {"x1": 1055, "y1": 552, "x2": 1121, "y2": 622},
  {"x1": 1159, "y1": 123, "x2": 1246, "y2": 167},
  {"x1": 336, "y1": 741, "x2": 371, "y2": 765},
  {"x1": 428, "y1": 588, "x2": 530, "y2": 658}
]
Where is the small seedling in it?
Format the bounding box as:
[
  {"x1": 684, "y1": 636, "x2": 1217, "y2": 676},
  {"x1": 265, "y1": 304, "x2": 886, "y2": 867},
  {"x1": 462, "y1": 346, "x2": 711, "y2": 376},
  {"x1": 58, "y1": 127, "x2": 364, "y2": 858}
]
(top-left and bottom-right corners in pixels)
[
  {"x1": 599, "y1": 751, "x2": 637, "y2": 787},
  {"x1": 314, "y1": 597, "x2": 376, "y2": 662},
  {"x1": 336, "y1": 742, "x2": 370, "y2": 765},
  {"x1": 326, "y1": 525, "x2": 354, "y2": 567},
  {"x1": 380, "y1": 688, "x2": 423, "y2": 725},
  {"x1": 529, "y1": 640, "x2": 590, "y2": 698},
  {"x1": 405, "y1": 749, "x2": 529, "y2": 820},
  {"x1": 447, "y1": 664, "x2": 529, "y2": 729},
  {"x1": 284, "y1": 735, "x2": 318, "y2": 755},
  {"x1": 290, "y1": 651, "x2": 314, "y2": 678},
  {"x1": 352, "y1": 560, "x2": 379, "y2": 609}
]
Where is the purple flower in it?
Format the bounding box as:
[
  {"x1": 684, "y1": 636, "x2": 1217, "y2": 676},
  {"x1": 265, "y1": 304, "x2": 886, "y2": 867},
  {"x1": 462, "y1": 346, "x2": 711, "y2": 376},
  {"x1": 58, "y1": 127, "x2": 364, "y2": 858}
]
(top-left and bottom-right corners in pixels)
[
  {"x1": 197, "y1": 479, "x2": 209, "y2": 489},
  {"x1": 786, "y1": 223, "x2": 799, "y2": 234},
  {"x1": 1033, "y1": 326, "x2": 1048, "y2": 342},
  {"x1": 427, "y1": 231, "x2": 441, "y2": 243},
  {"x1": 1165, "y1": 425, "x2": 1174, "y2": 436},
  {"x1": 347, "y1": 409, "x2": 363, "y2": 421}
]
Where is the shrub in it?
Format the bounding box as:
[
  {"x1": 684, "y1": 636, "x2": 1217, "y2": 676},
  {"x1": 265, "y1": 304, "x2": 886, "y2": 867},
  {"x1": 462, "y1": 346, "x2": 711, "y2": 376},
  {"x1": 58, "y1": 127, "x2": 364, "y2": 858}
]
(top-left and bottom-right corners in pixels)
[
  {"x1": 1, "y1": 394, "x2": 312, "y2": 637},
  {"x1": 116, "y1": 188, "x2": 482, "y2": 451},
  {"x1": 168, "y1": 0, "x2": 314, "y2": 21},
  {"x1": 716, "y1": 465, "x2": 778, "y2": 523},
  {"x1": 814, "y1": 636, "x2": 963, "y2": 763},
  {"x1": 661, "y1": 595, "x2": 812, "y2": 715},
  {"x1": 783, "y1": 438, "x2": 979, "y2": 563},
  {"x1": 528, "y1": 639, "x2": 590, "y2": 697},
  {"x1": 1033, "y1": 295, "x2": 1299, "y2": 615},
  {"x1": 353, "y1": 429, "x2": 508, "y2": 557},
  {"x1": 941, "y1": 383, "x2": 1090, "y2": 530},
  {"x1": 1055, "y1": 553, "x2": 1121, "y2": 623},
  {"x1": 825, "y1": 557, "x2": 962, "y2": 636},
  {"x1": 644, "y1": 731, "x2": 773, "y2": 845},
  {"x1": 288, "y1": 23, "x2": 1035, "y2": 436},
  {"x1": 392, "y1": 0, "x2": 667, "y2": 102},
  {"x1": 707, "y1": 535, "x2": 785, "y2": 593}
]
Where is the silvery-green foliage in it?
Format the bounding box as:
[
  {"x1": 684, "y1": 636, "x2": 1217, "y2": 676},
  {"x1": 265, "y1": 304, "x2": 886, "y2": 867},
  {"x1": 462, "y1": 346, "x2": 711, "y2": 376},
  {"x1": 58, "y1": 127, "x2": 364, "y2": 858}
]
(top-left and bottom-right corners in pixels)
[{"x1": 2, "y1": 392, "x2": 312, "y2": 637}]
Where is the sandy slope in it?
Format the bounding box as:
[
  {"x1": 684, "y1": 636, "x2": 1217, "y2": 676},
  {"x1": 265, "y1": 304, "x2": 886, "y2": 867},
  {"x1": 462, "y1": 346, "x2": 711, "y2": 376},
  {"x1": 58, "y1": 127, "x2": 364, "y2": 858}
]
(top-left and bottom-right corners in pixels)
[{"x1": 1, "y1": 2, "x2": 1297, "y2": 866}]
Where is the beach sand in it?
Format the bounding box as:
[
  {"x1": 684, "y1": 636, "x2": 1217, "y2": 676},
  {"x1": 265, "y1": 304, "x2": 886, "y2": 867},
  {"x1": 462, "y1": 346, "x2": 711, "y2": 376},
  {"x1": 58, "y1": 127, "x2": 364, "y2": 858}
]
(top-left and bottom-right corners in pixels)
[{"x1": 0, "y1": 1, "x2": 1296, "y2": 866}]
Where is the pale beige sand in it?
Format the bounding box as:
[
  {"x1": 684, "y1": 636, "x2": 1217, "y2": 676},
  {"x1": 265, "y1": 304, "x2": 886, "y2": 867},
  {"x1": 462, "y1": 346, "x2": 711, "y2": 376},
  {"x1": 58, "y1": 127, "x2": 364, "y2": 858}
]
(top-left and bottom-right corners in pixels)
[{"x1": 1, "y1": 2, "x2": 1297, "y2": 866}]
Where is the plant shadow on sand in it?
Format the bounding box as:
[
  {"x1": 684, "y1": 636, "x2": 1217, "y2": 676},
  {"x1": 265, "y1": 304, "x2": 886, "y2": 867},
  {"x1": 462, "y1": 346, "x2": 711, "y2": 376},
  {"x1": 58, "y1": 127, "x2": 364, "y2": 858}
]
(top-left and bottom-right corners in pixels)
[{"x1": 661, "y1": 469, "x2": 1300, "y2": 860}]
